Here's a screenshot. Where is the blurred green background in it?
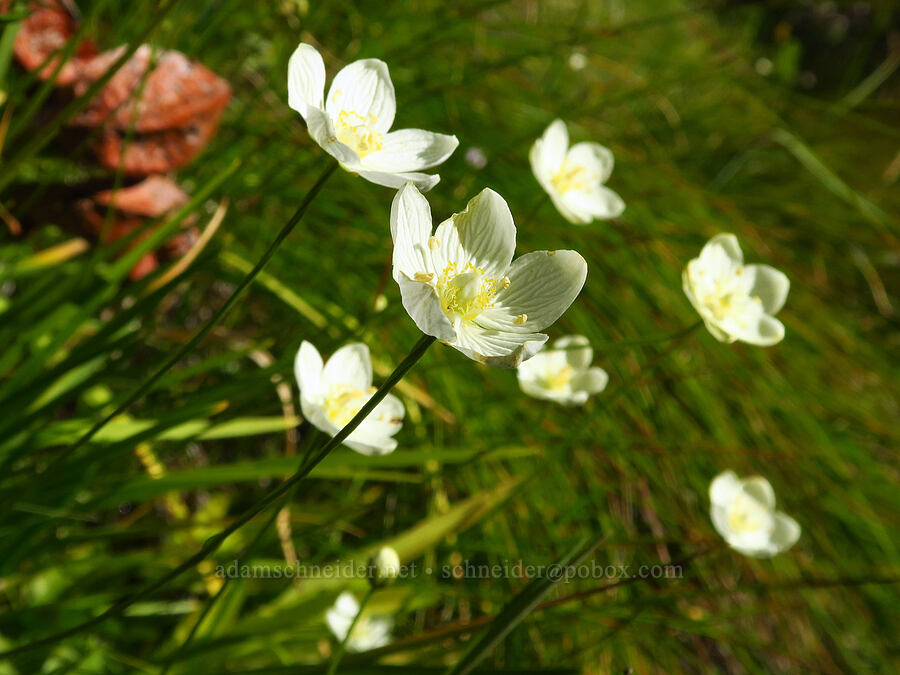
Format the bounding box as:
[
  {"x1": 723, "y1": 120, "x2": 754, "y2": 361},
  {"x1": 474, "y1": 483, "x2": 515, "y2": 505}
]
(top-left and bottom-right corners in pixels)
[{"x1": 0, "y1": 0, "x2": 898, "y2": 672}]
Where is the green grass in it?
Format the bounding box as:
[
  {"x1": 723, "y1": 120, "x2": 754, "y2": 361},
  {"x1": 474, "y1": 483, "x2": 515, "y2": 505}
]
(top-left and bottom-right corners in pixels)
[{"x1": 0, "y1": 0, "x2": 898, "y2": 672}]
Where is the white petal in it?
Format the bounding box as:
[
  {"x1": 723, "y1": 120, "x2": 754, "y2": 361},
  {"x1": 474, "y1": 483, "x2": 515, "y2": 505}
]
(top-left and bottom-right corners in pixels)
[
  {"x1": 704, "y1": 233, "x2": 743, "y2": 265},
  {"x1": 548, "y1": 190, "x2": 591, "y2": 224},
  {"x1": 740, "y1": 476, "x2": 776, "y2": 509},
  {"x1": 326, "y1": 58, "x2": 395, "y2": 133},
  {"x1": 702, "y1": 318, "x2": 735, "y2": 343},
  {"x1": 396, "y1": 276, "x2": 456, "y2": 342},
  {"x1": 554, "y1": 334, "x2": 592, "y2": 369},
  {"x1": 322, "y1": 343, "x2": 373, "y2": 390},
  {"x1": 770, "y1": 512, "x2": 801, "y2": 553},
  {"x1": 566, "y1": 141, "x2": 615, "y2": 184},
  {"x1": 709, "y1": 470, "x2": 742, "y2": 507},
  {"x1": 304, "y1": 106, "x2": 359, "y2": 165},
  {"x1": 390, "y1": 183, "x2": 434, "y2": 279},
  {"x1": 335, "y1": 591, "x2": 360, "y2": 617},
  {"x1": 531, "y1": 119, "x2": 568, "y2": 182},
  {"x1": 732, "y1": 313, "x2": 785, "y2": 346},
  {"x1": 572, "y1": 367, "x2": 608, "y2": 395},
  {"x1": 356, "y1": 169, "x2": 441, "y2": 192},
  {"x1": 490, "y1": 250, "x2": 587, "y2": 332},
  {"x1": 747, "y1": 264, "x2": 789, "y2": 315},
  {"x1": 287, "y1": 43, "x2": 325, "y2": 119},
  {"x1": 362, "y1": 128, "x2": 458, "y2": 172},
  {"x1": 433, "y1": 189, "x2": 516, "y2": 279},
  {"x1": 345, "y1": 432, "x2": 398, "y2": 456},
  {"x1": 710, "y1": 504, "x2": 731, "y2": 540},
  {"x1": 453, "y1": 322, "x2": 548, "y2": 369},
  {"x1": 295, "y1": 341, "x2": 324, "y2": 399},
  {"x1": 561, "y1": 185, "x2": 625, "y2": 221}
]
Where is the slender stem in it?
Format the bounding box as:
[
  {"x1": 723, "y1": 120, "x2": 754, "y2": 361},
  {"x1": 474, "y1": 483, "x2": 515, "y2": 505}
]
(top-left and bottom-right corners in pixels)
[
  {"x1": 51, "y1": 160, "x2": 338, "y2": 465},
  {"x1": 0, "y1": 333, "x2": 434, "y2": 658},
  {"x1": 326, "y1": 587, "x2": 375, "y2": 675}
]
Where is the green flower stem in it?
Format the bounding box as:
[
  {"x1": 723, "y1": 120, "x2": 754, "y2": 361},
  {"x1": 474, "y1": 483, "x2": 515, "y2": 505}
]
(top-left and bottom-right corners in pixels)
[
  {"x1": 325, "y1": 587, "x2": 375, "y2": 675},
  {"x1": 51, "y1": 160, "x2": 338, "y2": 465},
  {"x1": 0, "y1": 332, "x2": 434, "y2": 658}
]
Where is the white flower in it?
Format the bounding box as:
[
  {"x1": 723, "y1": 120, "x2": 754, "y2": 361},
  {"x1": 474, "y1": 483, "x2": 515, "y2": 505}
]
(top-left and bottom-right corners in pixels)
[
  {"x1": 294, "y1": 341, "x2": 404, "y2": 456},
  {"x1": 390, "y1": 184, "x2": 588, "y2": 369},
  {"x1": 709, "y1": 470, "x2": 801, "y2": 559},
  {"x1": 326, "y1": 591, "x2": 392, "y2": 652},
  {"x1": 288, "y1": 43, "x2": 458, "y2": 191},
  {"x1": 530, "y1": 119, "x2": 625, "y2": 224},
  {"x1": 516, "y1": 335, "x2": 608, "y2": 405},
  {"x1": 683, "y1": 234, "x2": 790, "y2": 346},
  {"x1": 371, "y1": 546, "x2": 401, "y2": 583}
]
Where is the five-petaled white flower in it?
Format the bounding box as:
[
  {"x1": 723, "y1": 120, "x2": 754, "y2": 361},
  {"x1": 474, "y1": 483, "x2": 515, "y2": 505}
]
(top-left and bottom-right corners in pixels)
[
  {"x1": 517, "y1": 335, "x2": 608, "y2": 405},
  {"x1": 288, "y1": 43, "x2": 458, "y2": 191},
  {"x1": 530, "y1": 119, "x2": 625, "y2": 224},
  {"x1": 683, "y1": 234, "x2": 790, "y2": 346},
  {"x1": 709, "y1": 470, "x2": 800, "y2": 559},
  {"x1": 390, "y1": 184, "x2": 588, "y2": 368},
  {"x1": 326, "y1": 591, "x2": 392, "y2": 652},
  {"x1": 294, "y1": 341, "x2": 404, "y2": 456}
]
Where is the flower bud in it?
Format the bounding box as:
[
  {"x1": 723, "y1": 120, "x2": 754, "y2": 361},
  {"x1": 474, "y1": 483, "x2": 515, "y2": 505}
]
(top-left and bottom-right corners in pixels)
[{"x1": 369, "y1": 547, "x2": 401, "y2": 586}]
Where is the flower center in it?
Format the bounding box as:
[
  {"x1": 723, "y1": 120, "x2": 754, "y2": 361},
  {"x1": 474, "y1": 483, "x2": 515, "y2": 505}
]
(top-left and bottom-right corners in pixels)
[
  {"x1": 435, "y1": 262, "x2": 498, "y2": 322},
  {"x1": 726, "y1": 493, "x2": 770, "y2": 535},
  {"x1": 692, "y1": 262, "x2": 762, "y2": 325},
  {"x1": 334, "y1": 110, "x2": 384, "y2": 158},
  {"x1": 542, "y1": 364, "x2": 574, "y2": 392},
  {"x1": 324, "y1": 384, "x2": 370, "y2": 427},
  {"x1": 551, "y1": 160, "x2": 590, "y2": 193}
]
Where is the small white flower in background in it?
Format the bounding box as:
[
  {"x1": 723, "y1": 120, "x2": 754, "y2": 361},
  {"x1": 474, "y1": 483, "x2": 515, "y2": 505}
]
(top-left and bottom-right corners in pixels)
[
  {"x1": 530, "y1": 119, "x2": 625, "y2": 224},
  {"x1": 326, "y1": 591, "x2": 392, "y2": 652},
  {"x1": 568, "y1": 51, "x2": 587, "y2": 71},
  {"x1": 517, "y1": 335, "x2": 608, "y2": 406},
  {"x1": 288, "y1": 43, "x2": 458, "y2": 191},
  {"x1": 683, "y1": 234, "x2": 789, "y2": 346},
  {"x1": 294, "y1": 341, "x2": 404, "y2": 456},
  {"x1": 390, "y1": 184, "x2": 588, "y2": 368},
  {"x1": 370, "y1": 546, "x2": 401, "y2": 584},
  {"x1": 709, "y1": 470, "x2": 800, "y2": 559}
]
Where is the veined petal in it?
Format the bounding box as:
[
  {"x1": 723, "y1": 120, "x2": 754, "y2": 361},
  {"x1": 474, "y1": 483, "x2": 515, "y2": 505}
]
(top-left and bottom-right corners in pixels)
[
  {"x1": 554, "y1": 334, "x2": 592, "y2": 369},
  {"x1": 572, "y1": 366, "x2": 608, "y2": 395},
  {"x1": 531, "y1": 119, "x2": 568, "y2": 181},
  {"x1": 287, "y1": 43, "x2": 326, "y2": 119},
  {"x1": 305, "y1": 106, "x2": 359, "y2": 164},
  {"x1": 396, "y1": 276, "x2": 457, "y2": 342},
  {"x1": 491, "y1": 250, "x2": 587, "y2": 332},
  {"x1": 747, "y1": 264, "x2": 789, "y2": 315},
  {"x1": 770, "y1": 512, "x2": 801, "y2": 553},
  {"x1": 548, "y1": 190, "x2": 590, "y2": 224},
  {"x1": 356, "y1": 169, "x2": 441, "y2": 192},
  {"x1": 566, "y1": 141, "x2": 615, "y2": 184},
  {"x1": 345, "y1": 431, "x2": 398, "y2": 456},
  {"x1": 731, "y1": 313, "x2": 785, "y2": 346},
  {"x1": 709, "y1": 470, "x2": 742, "y2": 507},
  {"x1": 454, "y1": 323, "x2": 548, "y2": 368},
  {"x1": 434, "y1": 188, "x2": 516, "y2": 279},
  {"x1": 322, "y1": 343, "x2": 373, "y2": 390},
  {"x1": 740, "y1": 476, "x2": 776, "y2": 509},
  {"x1": 295, "y1": 341, "x2": 324, "y2": 399},
  {"x1": 326, "y1": 59, "x2": 395, "y2": 133},
  {"x1": 390, "y1": 183, "x2": 434, "y2": 279},
  {"x1": 704, "y1": 233, "x2": 743, "y2": 265},
  {"x1": 561, "y1": 185, "x2": 625, "y2": 221},
  {"x1": 363, "y1": 129, "x2": 459, "y2": 173}
]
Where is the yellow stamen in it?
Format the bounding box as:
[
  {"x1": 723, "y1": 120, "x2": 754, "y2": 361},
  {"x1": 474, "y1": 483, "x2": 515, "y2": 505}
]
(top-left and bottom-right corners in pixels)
[
  {"x1": 334, "y1": 110, "x2": 384, "y2": 158},
  {"x1": 501, "y1": 276, "x2": 511, "y2": 288},
  {"x1": 514, "y1": 314, "x2": 527, "y2": 325},
  {"x1": 414, "y1": 272, "x2": 434, "y2": 283},
  {"x1": 428, "y1": 236, "x2": 441, "y2": 250}
]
